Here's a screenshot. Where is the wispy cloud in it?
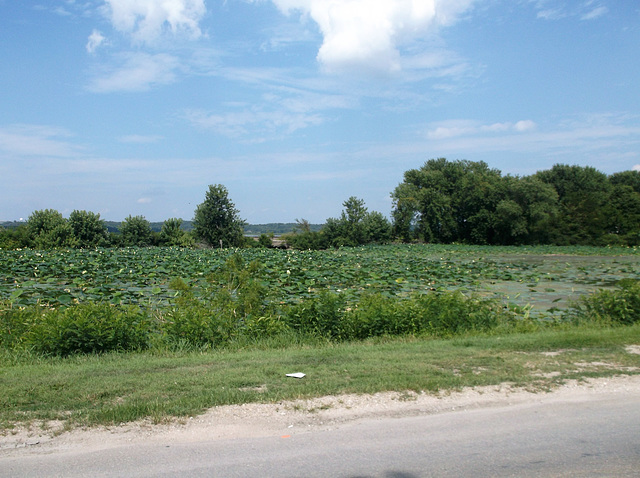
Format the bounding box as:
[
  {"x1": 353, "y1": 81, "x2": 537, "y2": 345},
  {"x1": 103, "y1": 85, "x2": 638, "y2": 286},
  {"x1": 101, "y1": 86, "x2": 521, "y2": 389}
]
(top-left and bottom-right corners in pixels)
[
  {"x1": 118, "y1": 134, "x2": 164, "y2": 144},
  {"x1": 581, "y1": 5, "x2": 608, "y2": 21},
  {"x1": 531, "y1": 0, "x2": 609, "y2": 21},
  {"x1": 87, "y1": 52, "x2": 180, "y2": 92},
  {"x1": 184, "y1": 107, "x2": 325, "y2": 140},
  {"x1": 0, "y1": 124, "x2": 82, "y2": 157},
  {"x1": 426, "y1": 119, "x2": 537, "y2": 140},
  {"x1": 420, "y1": 114, "x2": 640, "y2": 172}
]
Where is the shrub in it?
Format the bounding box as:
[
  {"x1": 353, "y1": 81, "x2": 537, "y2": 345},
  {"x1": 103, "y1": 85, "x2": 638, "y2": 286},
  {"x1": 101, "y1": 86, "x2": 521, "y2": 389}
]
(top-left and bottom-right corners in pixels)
[
  {"x1": 21, "y1": 304, "x2": 151, "y2": 356},
  {"x1": 160, "y1": 255, "x2": 274, "y2": 347},
  {"x1": 284, "y1": 291, "x2": 346, "y2": 339},
  {"x1": 342, "y1": 293, "x2": 409, "y2": 340},
  {"x1": 565, "y1": 280, "x2": 640, "y2": 326},
  {"x1": 406, "y1": 291, "x2": 503, "y2": 336}
]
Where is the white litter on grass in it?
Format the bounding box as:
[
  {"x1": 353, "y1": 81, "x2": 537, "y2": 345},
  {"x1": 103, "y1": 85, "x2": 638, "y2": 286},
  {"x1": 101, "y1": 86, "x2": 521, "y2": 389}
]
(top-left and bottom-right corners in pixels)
[{"x1": 286, "y1": 373, "x2": 306, "y2": 379}]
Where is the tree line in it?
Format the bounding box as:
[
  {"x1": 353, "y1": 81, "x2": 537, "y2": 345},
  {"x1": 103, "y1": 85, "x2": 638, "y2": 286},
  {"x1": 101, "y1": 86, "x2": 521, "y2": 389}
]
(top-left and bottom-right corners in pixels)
[
  {"x1": 1, "y1": 161, "x2": 639, "y2": 250},
  {"x1": 391, "y1": 159, "x2": 640, "y2": 246}
]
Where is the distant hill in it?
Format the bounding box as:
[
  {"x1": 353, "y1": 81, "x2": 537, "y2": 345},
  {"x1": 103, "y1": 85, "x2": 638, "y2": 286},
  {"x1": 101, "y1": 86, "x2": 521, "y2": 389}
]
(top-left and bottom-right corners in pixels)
[
  {"x1": 243, "y1": 223, "x2": 323, "y2": 235},
  {"x1": 2, "y1": 220, "x2": 323, "y2": 235},
  {"x1": 0, "y1": 221, "x2": 25, "y2": 229}
]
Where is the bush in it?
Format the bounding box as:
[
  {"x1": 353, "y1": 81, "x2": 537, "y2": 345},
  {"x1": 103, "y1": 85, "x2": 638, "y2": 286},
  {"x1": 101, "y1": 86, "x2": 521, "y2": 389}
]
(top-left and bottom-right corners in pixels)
[
  {"x1": 407, "y1": 292, "x2": 503, "y2": 336},
  {"x1": 343, "y1": 293, "x2": 409, "y2": 340},
  {"x1": 69, "y1": 210, "x2": 109, "y2": 248},
  {"x1": 160, "y1": 255, "x2": 274, "y2": 347},
  {"x1": 565, "y1": 280, "x2": 640, "y2": 326},
  {"x1": 284, "y1": 231, "x2": 329, "y2": 250},
  {"x1": 19, "y1": 304, "x2": 151, "y2": 356},
  {"x1": 284, "y1": 291, "x2": 346, "y2": 339}
]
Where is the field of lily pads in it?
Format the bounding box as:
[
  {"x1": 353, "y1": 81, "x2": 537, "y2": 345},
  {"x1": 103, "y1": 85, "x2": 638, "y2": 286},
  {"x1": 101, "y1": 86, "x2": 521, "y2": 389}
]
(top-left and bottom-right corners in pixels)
[{"x1": 2, "y1": 244, "x2": 639, "y2": 317}]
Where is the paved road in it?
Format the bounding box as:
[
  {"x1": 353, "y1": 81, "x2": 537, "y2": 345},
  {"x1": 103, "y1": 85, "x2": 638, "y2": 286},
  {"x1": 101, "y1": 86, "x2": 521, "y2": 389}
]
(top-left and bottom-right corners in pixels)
[{"x1": 2, "y1": 390, "x2": 639, "y2": 477}]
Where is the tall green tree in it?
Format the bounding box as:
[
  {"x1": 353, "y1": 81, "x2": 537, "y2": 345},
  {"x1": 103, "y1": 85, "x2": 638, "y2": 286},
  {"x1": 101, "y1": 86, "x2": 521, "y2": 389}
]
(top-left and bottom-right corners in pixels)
[
  {"x1": 193, "y1": 184, "x2": 246, "y2": 248},
  {"x1": 120, "y1": 215, "x2": 153, "y2": 247},
  {"x1": 160, "y1": 218, "x2": 194, "y2": 247},
  {"x1": 391, "y1": 158, "x2": 503, "y2": 244},
  {"x1": 69, "y1": 210, "x2": 109, "y2": 248},
  {"x1": 362, "y1": 211, "x2": 392, "y2": 244},
  {"x1": 494, "y1": 176, "x2": 558, "y2": 245},
  {"x1": 323, "y1": 197, "x2": 391, "y2": 247},
  {"x1": 536, "y1": 164, "x2": 611, "y2": 244},
  {"x1": 27, "y1": 209, "x2": 77, "y2": 249},
  {"x1": 605, "y1": 184, "x2": 640, "y2": 245},
  {"x1": 610, "y1": 170, "x2": 640, "y2": 193}
]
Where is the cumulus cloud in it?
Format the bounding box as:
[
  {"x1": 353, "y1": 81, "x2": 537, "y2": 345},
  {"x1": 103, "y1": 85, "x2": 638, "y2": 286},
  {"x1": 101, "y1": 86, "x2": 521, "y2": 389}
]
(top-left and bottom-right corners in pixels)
[
  {"x1": 103, "y1": 0, "x2": 206, "y2": 43},
  {"x1": 87, "y1": 52, "x2": 180, "y2": 92},
  {"x1": 633, "y1": 165, "x2": 640, "y2": 172},
  {"x1": 86, "y1": 29, "x2": 106, "y2": 54},
  {"x1": 271, "y1": 0, "x2": 476, "y2": 73}
]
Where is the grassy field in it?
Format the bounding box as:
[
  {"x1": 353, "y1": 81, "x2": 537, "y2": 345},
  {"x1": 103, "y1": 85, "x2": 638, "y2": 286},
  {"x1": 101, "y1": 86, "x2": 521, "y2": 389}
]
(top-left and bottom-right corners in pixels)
[
  {"x1": 2, "y1": 325, "x2": 640, "y2": 432},
  {"x1": 1, "y1": 244, "x2": 640, "y2": 431}
]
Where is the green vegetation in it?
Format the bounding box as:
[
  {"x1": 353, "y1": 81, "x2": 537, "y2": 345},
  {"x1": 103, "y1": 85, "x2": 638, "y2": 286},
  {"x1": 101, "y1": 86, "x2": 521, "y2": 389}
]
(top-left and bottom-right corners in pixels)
[
  {"x1": 192, "y1": 184, "x2": 246, "y2": 248},
  {"x1": 392, "y1": 160, "x2": 640, "y2": 246},
  {"x1": 2, "y1": 160, "x2": 638, "y2": 250},
  {"x1": 1, "y1": 159, "x2": 639, "y2": 431},
  {"x1": 1, "y1": 245, "x2": 639, "y2": 355},
  {"x1": 1, "y1": 244, "x2": 640, "y2": 430},
  {"x1": 1, "y1": 326, "x2": 639, "y2": 430}
]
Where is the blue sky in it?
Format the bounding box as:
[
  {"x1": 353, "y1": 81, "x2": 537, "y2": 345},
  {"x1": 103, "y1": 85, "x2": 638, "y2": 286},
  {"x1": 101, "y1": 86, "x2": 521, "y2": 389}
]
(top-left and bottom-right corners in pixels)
[{"x1": 1, "y1": 0, "x2": 639, "y2": 224}]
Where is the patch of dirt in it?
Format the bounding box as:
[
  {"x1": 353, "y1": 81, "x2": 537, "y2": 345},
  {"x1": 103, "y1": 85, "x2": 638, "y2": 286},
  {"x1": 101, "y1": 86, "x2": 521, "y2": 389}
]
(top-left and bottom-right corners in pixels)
[{"x1": 3, "y1": 374, "x2": 640, "y2": 457}]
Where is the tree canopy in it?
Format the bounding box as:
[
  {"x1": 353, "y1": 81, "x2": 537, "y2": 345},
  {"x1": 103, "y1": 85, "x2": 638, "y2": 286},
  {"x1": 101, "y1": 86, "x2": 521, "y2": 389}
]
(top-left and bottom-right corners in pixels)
[
  {"x1": 391, "y1": 159, "x2": 640, "y2": 246},
  {"x1": 192, "y1": 184, "x2": 246, "y2": 248},
  {"x1": 2, "y1": 163, "x2": 639, "y2": 250}
]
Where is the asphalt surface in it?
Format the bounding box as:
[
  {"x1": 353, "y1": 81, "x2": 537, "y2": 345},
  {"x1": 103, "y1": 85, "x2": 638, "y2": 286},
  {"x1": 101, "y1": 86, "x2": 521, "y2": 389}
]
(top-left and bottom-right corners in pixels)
[{"x1": 2, "y1": 388, "x2": 639, "y2": 477}]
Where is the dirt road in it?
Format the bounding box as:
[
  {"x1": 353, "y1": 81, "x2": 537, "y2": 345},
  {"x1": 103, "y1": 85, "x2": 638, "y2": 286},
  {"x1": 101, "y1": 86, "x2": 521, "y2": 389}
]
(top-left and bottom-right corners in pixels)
[{"x1": 2, "y1": 375, "x2": 639, "y2": 476}]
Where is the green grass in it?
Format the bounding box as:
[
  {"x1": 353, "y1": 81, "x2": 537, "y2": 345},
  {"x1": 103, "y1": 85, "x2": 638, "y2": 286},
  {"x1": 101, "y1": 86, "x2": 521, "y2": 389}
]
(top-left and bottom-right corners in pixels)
[{"x1": 2, "y1": 324, "x2": 639, "y2": 432}]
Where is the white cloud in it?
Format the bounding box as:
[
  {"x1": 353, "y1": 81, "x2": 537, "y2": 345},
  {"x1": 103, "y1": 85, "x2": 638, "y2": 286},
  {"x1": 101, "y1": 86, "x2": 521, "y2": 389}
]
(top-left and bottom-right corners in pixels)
[
  {"x1": 118, "y1": 134, "x2": 163, "y2": 143},
  {"x1": 426, "y1": 119, "x2": 537, "y2": 140},
  {"x1": 87, "y1": 52, "x2": 180, "y2": 92},
  {"x1": 104, "y1": 0, "x2": 206, "y2": 44},
  {"x1": 86, "y1": 29, "x2": 106, "y2": 54},
  {"x1": 531, "y1": 1, "x2": 608, "y2": 22},
  {"x1": 184, "y1": 107, "x2": 325, "y2": 139},
  {"x1": 271, "y1": 0, "x2": 476, "y2": 73},
  {"x1": 536, "y1": 9, "x2": 564, "y2": 20},
  {"x1": 418, "y1": 114, "x2": 640, "y2": 173},
  {"x1": 0, "y1": 124, "x2": 81, "y2": 157},
  {"x1": 514, "y1": 120, "x2": 537, "y2": 132},
  {"x1": 581, "y1": 5, "x2": 608, "y2": 20},
  {"x1": 633, "y1": 165, "x2": 640, "y2": 172}
]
